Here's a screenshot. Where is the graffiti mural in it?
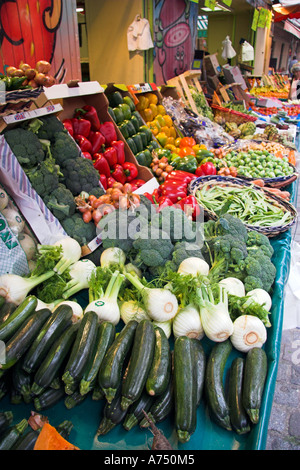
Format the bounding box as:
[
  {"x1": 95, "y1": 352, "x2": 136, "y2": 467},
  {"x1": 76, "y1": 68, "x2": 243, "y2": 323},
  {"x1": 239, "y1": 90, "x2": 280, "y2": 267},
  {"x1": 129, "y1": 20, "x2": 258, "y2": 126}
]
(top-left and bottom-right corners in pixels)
[
  {"x1": 153, "y1": 0, "x2": 198, "y2": 85},
  {"x1": 0, "y1": 0, "x2": 81, "y2": 83}
]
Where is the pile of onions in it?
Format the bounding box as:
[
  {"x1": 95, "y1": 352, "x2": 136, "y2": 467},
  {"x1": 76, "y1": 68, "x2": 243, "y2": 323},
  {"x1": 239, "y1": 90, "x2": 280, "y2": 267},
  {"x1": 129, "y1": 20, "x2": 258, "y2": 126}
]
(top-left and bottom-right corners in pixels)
[{"x1": 6, "y1": 60, "x2": 55, "y2": 88}]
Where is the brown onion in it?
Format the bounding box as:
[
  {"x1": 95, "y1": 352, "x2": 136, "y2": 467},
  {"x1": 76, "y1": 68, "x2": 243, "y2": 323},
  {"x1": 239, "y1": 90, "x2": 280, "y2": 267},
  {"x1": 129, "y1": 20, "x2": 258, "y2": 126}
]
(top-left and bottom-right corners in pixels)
[
  {"x1": 28, "y1": 79, "x2": 38, "y2": 88},
  {"x1": 43, "y1": 75, "x2": 55, "y2": 87},
  {"x1": 36, "y1": 60, "x2": 51, "y2": 74},
  {"x1": 34, "y1": 73, "x2": 47, "y2": 86},
  {"x1": 6, "y1": 66, "x2": 17, "y2": 76},
  {"x1": 19, "y1": 62, "x2": 31, "y2": 71},
  {"x1": 25, "y1": 68, "x2": 36, "y2": 80}
]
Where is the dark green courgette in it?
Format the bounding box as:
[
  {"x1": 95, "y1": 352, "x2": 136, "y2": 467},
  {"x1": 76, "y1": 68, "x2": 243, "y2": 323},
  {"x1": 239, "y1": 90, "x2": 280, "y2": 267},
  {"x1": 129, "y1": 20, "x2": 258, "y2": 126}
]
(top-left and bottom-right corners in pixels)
[
  {"x1": 64, "y1": 390, "x2": 88, "y2": 409},
  {"x1": 242, "y1": 347, "x2": 268, "y2": 424},
  {"x1": 56, "y1": 420, "x2": 74, "y2": 440},
  {"x1": 22, "y1": 304, "x2": 73, "y2": 374},
  {"x1": 96, "y1": 389, "x2": 128, "y2": 436},
  {"x1": 0, "y1": 295, "x2": 37, "y2": 342},
  {"x1": 139, "y1": 374, "x2": 174, "y2": 428},
  {"x1": 0, "y1": 411, "x2": 13, "y2": 433},
  {"x1": 80, "y1": 321, "x2": 115, "y2": 396},
  {"x1": 0, "y1": 302, "x2": 16, "y2": 324},
  {"x1": 123, "y1": 391, "x2": 154, "y2": 431},
  {"x1": 12, "y1": 360, "x2": 32, "y2": 403},
  {"x1": 228, "y1": 357, "x2": 251, "y2": 435},
  {"x1": 11, "y1": 429, "x2": 39, "y2": 450},
  {"x1": 121, "y1": 320, "x2": 156, "y2": 410},
  {"x1": 0, "y1": 419, "x2": 28, "y2": 450},
  {"x1": 0, "y1": 374, "x2": 8, "y2": 399},
  {"x1": 190, "y1": 338, "x2": 206, "y2": 406},
  {"x1": 146, "y1": 326, "x2": 171, "y2": 397},
  {"x1": 98, "y1": 320, "x2": 137, "y2": 403},
  {"x1": 31, "y1": 322, "x2": 79, "y2": 395},
  {"x1": 34, "y1": 386, "x2": 65, "y2": 411},
  {"x1": 174, "y1": 336, "x2": 197, "y2": 443},
  {"x1": 0, "y1": 308, "x2": 51, "y2": 373},
  {"x1": 204, "y1": 339, "x2": 232, "y2": 431},
  {"x1": 62, "y1": 311, "x2": 98, "y2": 394}
]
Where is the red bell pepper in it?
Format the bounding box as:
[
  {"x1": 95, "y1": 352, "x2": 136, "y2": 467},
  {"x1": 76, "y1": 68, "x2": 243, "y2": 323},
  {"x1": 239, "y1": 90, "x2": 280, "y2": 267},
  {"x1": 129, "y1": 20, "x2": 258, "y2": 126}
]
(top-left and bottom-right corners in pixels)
[
  {"x1": 159, "y1": 180, "x2": 188, "y2": 204},
  {"x1": 177, "y1": 195, "x2": 200, "y2": 221},
  {"x1": 111, "y1": 140, "x2": 125, "y2": 165},
  {"x1": 111, "y1": 164, "x2": 127, "y2": 185},
  {"x1": 129, "y1": 178, "x2": 145, "y2": 190},
  {"x1": 157, "y1": 195, "x2": 174, "y2": 211},
  {"x1": 72, "y1": 118, "x2": 91, "y2": 138},
  {"x1": 107, "y1": 176, "x2": 117, "y2": 188},
  {"x1": 75, "y1": 105, "x2": 100, "y2": 131},
  {"x1": 63, "y1": 119, "x2": 74, "y2": 136},
  {"x1": 82, "y1": 152, "x2": 92, "y2": 160},
  {"x1": 93, "y1": 153, "x2": 111, "y2": 178},
  {"x1": 103, "y1": 147, "x2": 118, "y2": 168},
  {"x1": 143, "y1": 192, "x2": 155, "y2": 204},
  {"x1": 99, "y1": 174, "x2": 108, "y2": 190},
  {"x1": 76, "y1": 135, "x2": 93, "y2": 153},
  {"x1": 195, "y1": 162, "x2": 216, "y2": 177},
  {"x1": 122, "y1": 162, "x2": 138, "y2": 182},
  {"x1": 99, "y1": 122, "x2": 117, "y2": 146},
  {"x1": 165, "y1": 170, "x2": 196, "y2": 184},
  {"x1": 89, "y1": 131, "x2": 106, "y2": 154}
]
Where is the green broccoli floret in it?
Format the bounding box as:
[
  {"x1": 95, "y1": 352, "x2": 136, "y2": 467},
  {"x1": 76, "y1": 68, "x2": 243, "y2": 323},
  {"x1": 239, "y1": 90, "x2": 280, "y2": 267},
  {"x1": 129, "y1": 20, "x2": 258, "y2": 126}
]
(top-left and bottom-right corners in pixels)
[
  {"x1": 132, "y1": 226, "x2": 174, "y2": 267},
  {"x1": 89, "y1": 187, "x2": 105, "y2": 199},
  {"x1": 43, "y1": 183, "x2": 76, "y2": 221},
  {"x1": 246, "y1": 230, "x2": 274, "y2": 258},
  {"x1": 204, "y1": 213, "x2": 248, "y2": 243},
  {"x1": 61, "y1": 213, "x2": 96, "y2": 246},
  {"x1": 36, "y1": 115, "x2": 67, "y2": 142},
  {"x1": 61, "y1": 156, "x2": 101, "y2": 196},
  {"x1": 243, "y1": 251, "x2": 276, "y2": 293},
  {"x1": 4, "y1": 127, "x2": 45, "y2": 168},
  {"x1": 170, "y1": 240, "x2": 205, "y2": 271},
  {"x1": 151, "y1": 206, "x2": 198, "y2": 243},
  {"x1": 25, "y1": 156, "x2": 62, "y2": 198},
  {"x1": 138, "y1": 195, "x2": 156, "y2": 221},
  {"x1": 51, "y1": 131, "x2": 81, "y2": 167}
]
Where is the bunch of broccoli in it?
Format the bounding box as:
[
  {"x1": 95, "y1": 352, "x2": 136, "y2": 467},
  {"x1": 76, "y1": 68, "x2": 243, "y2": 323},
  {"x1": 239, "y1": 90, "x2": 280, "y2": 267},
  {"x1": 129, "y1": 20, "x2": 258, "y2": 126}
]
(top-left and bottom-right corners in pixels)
[
  {"x1": 4, "y1": 127, "x2": 45, "y2": 169},
  {"x1": 203, "y1": 214, "x2": 276, "y2": 293}
]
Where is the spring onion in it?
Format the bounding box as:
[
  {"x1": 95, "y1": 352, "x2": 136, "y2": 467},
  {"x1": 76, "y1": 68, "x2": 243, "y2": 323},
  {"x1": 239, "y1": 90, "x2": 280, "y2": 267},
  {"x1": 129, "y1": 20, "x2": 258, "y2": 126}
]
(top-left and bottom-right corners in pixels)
[
  {"x1": 125, "y1": 272, "x2": 179, "y2": 322},
  {"x1": 230, "y1": 315, "x2": 267, "y2": 352}
]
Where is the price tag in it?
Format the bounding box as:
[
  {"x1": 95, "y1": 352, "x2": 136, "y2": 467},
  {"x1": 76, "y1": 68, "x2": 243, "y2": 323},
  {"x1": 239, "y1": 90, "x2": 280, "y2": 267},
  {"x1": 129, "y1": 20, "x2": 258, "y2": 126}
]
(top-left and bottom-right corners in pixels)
[{"x1": 3, "y1": 103, "x2": 63, "y2": 124}]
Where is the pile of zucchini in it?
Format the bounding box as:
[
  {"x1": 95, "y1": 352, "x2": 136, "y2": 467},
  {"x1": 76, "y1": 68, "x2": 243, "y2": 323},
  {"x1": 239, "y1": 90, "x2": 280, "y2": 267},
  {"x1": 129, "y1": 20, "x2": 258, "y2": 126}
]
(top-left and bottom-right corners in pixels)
[{"x1": 0, "y1": 295, "x2": 268, "y2": 447}]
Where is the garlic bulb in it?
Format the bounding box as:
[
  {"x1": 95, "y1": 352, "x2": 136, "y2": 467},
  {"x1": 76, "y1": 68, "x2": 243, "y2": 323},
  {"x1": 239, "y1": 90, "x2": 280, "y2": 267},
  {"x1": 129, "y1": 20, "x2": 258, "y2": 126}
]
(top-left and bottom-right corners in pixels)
[
  {"x1": 230, "y1": 315, "x2": 267, "y2": 352},
  {"x1": 172, "y1": 305, "x2": 204, "y2": 339},
  {"x1": 219, "y1": 277, "x2": 245, "y2": 297}
]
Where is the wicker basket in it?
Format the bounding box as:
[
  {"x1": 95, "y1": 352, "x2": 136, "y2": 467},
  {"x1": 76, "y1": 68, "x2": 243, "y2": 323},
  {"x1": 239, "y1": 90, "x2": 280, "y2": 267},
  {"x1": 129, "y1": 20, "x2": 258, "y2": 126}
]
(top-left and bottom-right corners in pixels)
[
  {"x1": 188, "y1": 175, "x2": 298, "y2": 237},
  {"x1": 211, "y1": 104, "x2": 257, "y2": 125}
]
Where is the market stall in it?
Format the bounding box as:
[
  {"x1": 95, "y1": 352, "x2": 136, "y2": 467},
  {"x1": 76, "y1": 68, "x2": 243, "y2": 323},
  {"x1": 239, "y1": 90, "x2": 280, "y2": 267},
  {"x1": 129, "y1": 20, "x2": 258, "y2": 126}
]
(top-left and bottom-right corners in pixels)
[{"x1": 0, "y1": 63, "x2": 299, "y2": 451}]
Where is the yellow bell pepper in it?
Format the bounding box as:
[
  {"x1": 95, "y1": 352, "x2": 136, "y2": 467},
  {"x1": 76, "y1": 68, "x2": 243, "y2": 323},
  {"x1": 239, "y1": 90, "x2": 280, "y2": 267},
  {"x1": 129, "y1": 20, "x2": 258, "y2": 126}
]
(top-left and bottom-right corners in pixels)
[
  {"x1": 166, "y1": 137, "x2": 175, "y2": 146},
  {"x1": 169, "y1": 126, "x2": 177, "y2": 138},
  {"x1": 156, "y1": 132, "x2": 168, "y2": 147},
  {"x1": 149, "y1": 103, "x2": 158, "y2": 118},
  {"x1": 160, "y1": 126, "x2": 171, "y2": 137},
  {"x1": 136, "y1": 95, "x2": 149, "y2": 111},
  {"x1": 156, "y1": 114, "x2": 166, "y2": 127},
  {"x1": 148, "y1": 120, "x2": 161, "y2": 135},
  {"x1": 164, "y1": 143, "x2": 177, "y2": 152},
  {"x1": 157, "y1": 104, "x2": 166, "y2": 116},
  {"x1": 145, "y1": 93, "x2": 158, "y2": 105},
  {"x1": 143, "y1": 108, "x2": 153, "y2": 122},
  {"x1": 175, "y1": 137, "x2": 182, "y2": 147},
  {"x1": 193, "y1": 144, "x2": 207, "y2": 153},
  {"x1": 163, "y1": 114, "x2": 173, "y2": 127}
]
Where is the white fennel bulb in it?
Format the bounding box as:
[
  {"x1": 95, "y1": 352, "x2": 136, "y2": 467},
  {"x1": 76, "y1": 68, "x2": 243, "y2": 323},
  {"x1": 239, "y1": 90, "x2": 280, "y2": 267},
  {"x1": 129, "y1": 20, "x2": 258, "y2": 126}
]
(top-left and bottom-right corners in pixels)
[
  {"x1": 230, "y1": 315, "x2": 267, "y2": 352},
  {"x1": 62, "y1": 259, "x2": 96, "y2": 299},
  {"x1": 177, "y1": 257, "x2": 210, "y2": 277},
  {"x1": 120, "y1": 300, "x2": 150, "y2": 324},
  {"x1": 53, "y1": 300, "x2": 84, "y2": 321},
  {"x1": 219, "y1": 277, "x2": 245, "y2": 297},
  {"x1": 246, "y1": 288, "x2": 272, "y2": 312},
  {"x1": 152, "y1": 320, "x2": 172, "y2": 339},
  {"x1": 100, "y1": 247, "x2": 126, "y2": 269},
  {"x1": 172, "y1": 305, "x2": 204, "y2": 339},
  {"x1": 53, "y1": 237, "x2": 82, "y2": 274}
]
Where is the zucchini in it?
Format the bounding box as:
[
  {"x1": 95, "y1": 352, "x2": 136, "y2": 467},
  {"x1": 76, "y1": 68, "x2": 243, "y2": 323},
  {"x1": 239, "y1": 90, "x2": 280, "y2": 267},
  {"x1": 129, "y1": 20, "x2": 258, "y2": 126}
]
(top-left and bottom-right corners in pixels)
[
  {"x1": 34, "y1": 386, "x2": 65, "y2": 411},
  {"x1": 64, "y1": 390, "x2": 88, "y2": 409},
  {"x1": 146, "y1": 326, "x2": 171, "y2": 397},
  {"x1": 11, "y1": 429, "x2": 39, "y2": 450},
  {"x1": 0, "y1": 419, "x2": 28, "y2": 450},
  {"x1": 123, "y1": 391, "x2": 154, "y2": 431},
  {"x1": 80, "y1": 321, "x2": 115, "y2": 396},
  {"x1": 0, "y1": 308, "x2": 51, "y2": 373},
  {"x1": 174, "y1": 336, "x2": 197, "y2": 443},
  {"x1": 98, "y1": 320, "x2": 137, "y2": 403},
  {"x1": 0, "y1": 302, "x2": 16, "y2": 324},
  {"x1": 121, "y1": 320, "x2": 156, "y2": 410},
  {"x1": 97, "y1": 388, "x2": 128, "y2": 436},
  {"x1": 0, "y1": 411, "x2": 13, "y2": 433},
  {"x1": 190, "y1": 338, "x2": 206, "y2": 406},
  {"x1": 22, "y1": 304, "x2": 73, "y2": 374},
  {"x1": 140, "y1": 374, "x2": 174, "y2": 427},
  {"x1": 228, "y1": 357, "x2": 251, "y2": 435},
  {"x1": 12, "y1": 360, "x2": 32, "y2": 403},
  {"x1": 204, "y1": 339, "x2": 232, "y2": 431},
  {"x1": 242, "y1": 347, "x2": 268, "y2": 424},
  {"x1": 62, "y1": 311, "x2": 98, "y2": 394},
  {"x1": 56, "y1": 420, "x2": 74, "y2": 439},
  {"x1": 0, "y1": 295, "x2": 37, "y2": 342},
  {"x1": 31, "y1": 322, "x2": 79, "y2": 395}
]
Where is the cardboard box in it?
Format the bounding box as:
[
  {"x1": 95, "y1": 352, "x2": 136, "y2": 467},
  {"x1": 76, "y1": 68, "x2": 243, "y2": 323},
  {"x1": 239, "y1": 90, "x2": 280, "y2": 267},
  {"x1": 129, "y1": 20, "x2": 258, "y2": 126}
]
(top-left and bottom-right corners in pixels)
[
  {"x1": 204, "y1": 54, "x2": 221, "y2": 77},
  {"x1": 127, "y1": 82, "x2": 163, "y2": 107},
  {"x1": 222, "y1": 65, "x2": 247, "y2": 90}
]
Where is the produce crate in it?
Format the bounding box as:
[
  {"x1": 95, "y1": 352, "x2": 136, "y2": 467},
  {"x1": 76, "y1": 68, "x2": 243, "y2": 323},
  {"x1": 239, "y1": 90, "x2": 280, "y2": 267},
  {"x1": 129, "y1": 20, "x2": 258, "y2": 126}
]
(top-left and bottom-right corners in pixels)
[
  {"x1": 166, "y1": 70, "x2": 208, "y2": 116},
  {"x1": 0, "y1": 87, "x2": 44, "y2": 117},
  {"x1": 211, "y1": 103, "x2": 257, "y2": 125}
]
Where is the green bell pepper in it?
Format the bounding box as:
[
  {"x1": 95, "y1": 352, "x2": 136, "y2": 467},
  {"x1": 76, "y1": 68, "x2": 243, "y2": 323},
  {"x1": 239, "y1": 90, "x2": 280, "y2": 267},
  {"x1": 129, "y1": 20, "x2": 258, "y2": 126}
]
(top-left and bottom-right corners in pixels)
[
  {"x1": 119, "y1": 121, "x2": 129, "y2": 139},
  {"x1": 126, "y1": 137, "x2": 138, "y2": 155},
  {"x1": 113, "y1": 106, "x2": 124, "y2": 124},
  {"x1": 123, "y1": 95, "x2": 136, "y2": 112},
  {"x1": 119, "y1": 103, "x2": 132, "y2": 120},
  {"x1": 173, "y1": 155, "x2": 198, "y2": 173},
  {"x1": 195, "y1": 149, "x2": 215, "y2": 163},
  {"x1": 135, "y1": 150, "x2": 152, "y2": 167},
  {"x1": 139, "y1": 125, "x2": 153, "y2": 144},
  {"x1": 137, "y1": 131, "x2": 148, "y2": 148},
  {"x1": 130, "y1": 115, "x2": 140, "y2": 133},
  {"x1": 132, "y1": 134, "x2": 144, "y2": 153}
]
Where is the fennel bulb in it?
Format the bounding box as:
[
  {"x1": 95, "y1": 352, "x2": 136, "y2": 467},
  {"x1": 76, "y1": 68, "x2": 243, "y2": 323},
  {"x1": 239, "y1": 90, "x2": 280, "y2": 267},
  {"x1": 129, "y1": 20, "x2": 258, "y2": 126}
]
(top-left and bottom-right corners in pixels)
[
  {"x1": 100, "y1": 247, "x2": 126, "y2": 270},
  {"x1": 125, "y1": 272, "x2": 178, "y2": 322},
  {"x1": 172, "y1": 305, "x2": 204, "y2": 340},
  {"x1": 0, "y1": 271, "x2": 55, "y2": 305},
  {"x1": 62, "y1": 259, "x2": 96, "y2": 299},
  {"x1": 37, "y1": 237, "x2": 82, "y2": 275},
  {"x1": 177, "y1": 257, "x2": 209, "y2": 277},
  {"x1": 53, "y1": 300, "x2": 83, "y2": 321},
  {"x1": 120, "y1": 300, "x2": 150, "y2": 324},
  {"x1": 245, "y1": 288, "x2": 272, "y2": 312},
  {"x1": 219, "y1": 277, "x2": 245, "y2": 297},
  {"x1": 152, "y1": 320, "x2": 172, "y2": 339},
  {"x1": 230, "y1": 315, "x2": 267, "y2": 352},
  {"x1": 85, "y1": 270, "x2": 124, "y2": 325},
  {"x1": 197, "y1": 284, "x2": 233, "y2": 342},
  {"x1": 36, "y1": 298, "x2": 63, "y2": 312}
]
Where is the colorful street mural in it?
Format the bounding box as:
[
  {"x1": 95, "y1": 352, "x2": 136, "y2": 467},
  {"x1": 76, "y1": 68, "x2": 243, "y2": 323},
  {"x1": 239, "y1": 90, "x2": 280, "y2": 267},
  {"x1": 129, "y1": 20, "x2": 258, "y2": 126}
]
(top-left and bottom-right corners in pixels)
[
  {"x1": 0, "y1": 0, "x2": 81, "y2": 83},
  {"x1": 153, "y1": 0, "x2": 198, "y2": 85}
]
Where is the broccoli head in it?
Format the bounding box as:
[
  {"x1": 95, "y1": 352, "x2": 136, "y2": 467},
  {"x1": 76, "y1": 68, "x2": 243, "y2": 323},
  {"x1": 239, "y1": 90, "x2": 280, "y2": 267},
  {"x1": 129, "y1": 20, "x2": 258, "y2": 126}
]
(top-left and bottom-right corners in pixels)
[
  {"x1": 243, "y1": 251, "x2": 276, "y2": 293},
  {"x1": 132, "y1": 226, "x2": 174, "y2": 268},
  {"x1": 61, "y1": 213, "x2": 96, "y2": 246},
  {"x1": 4, "y1": 127, "x2": 45, "y2": 169},
  {"x1": 169, "y1": 240, "x2": 205, "y2": 271},
  {"x1": 246, "y1": 230, "x2": 274, "y2": 258},
  {"x1": 151, "y1": 206, "x2": 199, "y2": 244},
  {"x1": 51, "y1": 131, "x2": 81, "y2": 167},
  {"x1": 25, "y1": 156, "x2": 62, "y2": 198},
  {"x1": 43, "y1": 183, "x2": 76, "y2": 221},
  {"x1": 204, "y1": 213, "x2": 248, "y2": 243},
  {"x1": 61, "y1": 156, "x2": 101, "y2": 196},
  {"x1": 36, "y1": 115, "x2": 67, "y2": 142}
]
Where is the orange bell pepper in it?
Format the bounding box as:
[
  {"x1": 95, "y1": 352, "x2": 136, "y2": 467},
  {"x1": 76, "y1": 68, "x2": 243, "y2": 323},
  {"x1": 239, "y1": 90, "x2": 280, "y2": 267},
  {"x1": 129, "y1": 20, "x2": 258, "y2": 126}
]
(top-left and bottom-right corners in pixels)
[
  {"x1": 180, "y1": 137, "x2": 196, "y2": 148},
  {"x1": 178, "y1": 146, "x2": 196, "y2": 157}
]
